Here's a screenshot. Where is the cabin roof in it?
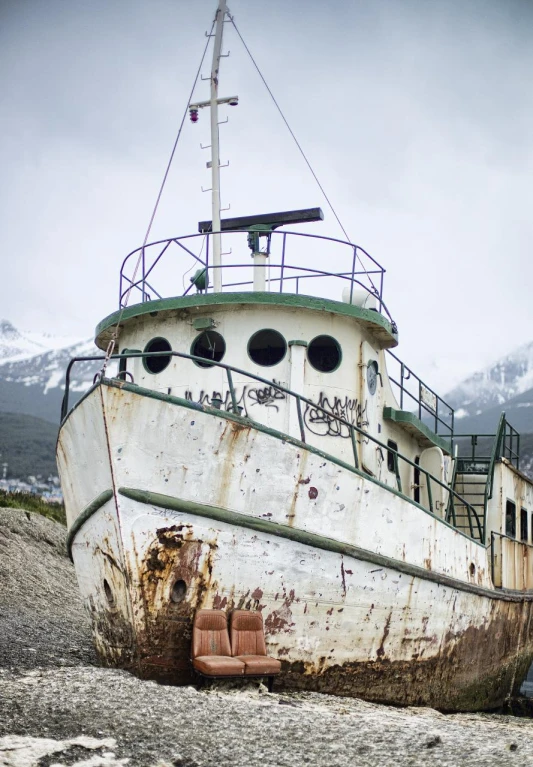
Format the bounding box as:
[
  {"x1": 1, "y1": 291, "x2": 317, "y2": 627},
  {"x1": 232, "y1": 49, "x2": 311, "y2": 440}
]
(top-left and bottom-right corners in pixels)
[{"x1": 94, "y1": 292, "x2": 399, "y2": 350}]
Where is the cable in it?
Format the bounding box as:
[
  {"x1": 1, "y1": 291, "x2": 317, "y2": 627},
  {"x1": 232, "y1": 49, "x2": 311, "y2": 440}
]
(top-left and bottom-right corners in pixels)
[
  {"x1": 228, "y1": 13, "x2": 383, "y2": 299},
  {"x1": 99, "y1": 18, "x2": 216, "y2": 377},
  {"x1": 228, "y1": 14, "x2": 351, "y2": 244}
]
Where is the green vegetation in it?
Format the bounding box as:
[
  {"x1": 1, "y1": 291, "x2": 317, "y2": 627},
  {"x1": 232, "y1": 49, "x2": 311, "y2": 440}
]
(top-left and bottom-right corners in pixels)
[{"x1": 0, "y1": 489, "x2": 66, "y2": 526}]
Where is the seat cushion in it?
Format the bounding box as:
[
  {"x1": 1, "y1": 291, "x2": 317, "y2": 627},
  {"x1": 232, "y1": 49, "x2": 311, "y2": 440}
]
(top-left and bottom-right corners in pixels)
[
  {"x1": 193, "y1": 655, "x2": 245, "y2": 676},
  {"x1": 236, "y1": 655, "x2": 282, "y2": 675}
]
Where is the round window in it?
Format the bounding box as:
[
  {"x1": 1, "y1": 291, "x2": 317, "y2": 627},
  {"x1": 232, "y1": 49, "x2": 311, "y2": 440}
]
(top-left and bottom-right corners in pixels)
[
  {"x1": 248, "y1": 329, "x2": 287, "y2": 367},
  {"x1": 103, "y1": 578, "x2": 115, "y2": 607},
  {"x1": 191, "y1": 330, "x2": 226, "y2": 368},
  {"x1": 170, "y1": 579, "x2": 187, "y2": 604},
  {"x1": 367, "y1": 360, "x2": 379, "y2": 395},
  {"x1": 307, "y1": 335, "x2": 341, "y2": 373},
  {"x1": 143, "y1": 337, "x2": 172, "y2": 374}
]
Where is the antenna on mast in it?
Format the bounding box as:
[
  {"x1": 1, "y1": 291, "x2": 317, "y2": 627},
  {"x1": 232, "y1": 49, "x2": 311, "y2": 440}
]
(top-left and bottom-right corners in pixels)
[{"x1": 189, "y1": 0, "x2": 238, "y2": 293}]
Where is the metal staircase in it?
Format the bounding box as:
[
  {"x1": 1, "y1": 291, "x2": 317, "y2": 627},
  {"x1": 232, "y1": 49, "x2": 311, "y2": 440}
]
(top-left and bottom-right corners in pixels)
[{"x1": 450, "y1": 464, "x2": 489, "y2": 542}]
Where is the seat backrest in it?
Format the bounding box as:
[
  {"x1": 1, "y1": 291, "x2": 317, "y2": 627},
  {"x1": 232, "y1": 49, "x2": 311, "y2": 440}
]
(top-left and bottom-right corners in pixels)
[
  {"x1": 230, "y1": 610, "x2": 267, "y2": 656},
  {"x1": 192, "y1": 609, "x2": 231, "y2": 658}
]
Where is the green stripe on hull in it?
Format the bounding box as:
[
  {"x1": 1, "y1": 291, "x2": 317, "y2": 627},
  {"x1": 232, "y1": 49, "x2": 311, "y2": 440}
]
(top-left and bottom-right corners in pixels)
[
  {"x1": 66, "y1": 489, "x2": 114, "y2": 560},
  {"x1": 118, "y1": 486, "x2": 533, "y2": 603}
]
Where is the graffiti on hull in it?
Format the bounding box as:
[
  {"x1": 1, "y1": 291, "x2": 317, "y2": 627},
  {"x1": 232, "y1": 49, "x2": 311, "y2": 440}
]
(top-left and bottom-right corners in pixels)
[
  {"x1": 304, "y1": 393, "x2": 369, "y2": 439},
  {"x1": 185, "y1": 384, "x2": 368, "y2": 440},
  {"x1": 185, "y1": 381, "x2": 286, "y2": 417}
]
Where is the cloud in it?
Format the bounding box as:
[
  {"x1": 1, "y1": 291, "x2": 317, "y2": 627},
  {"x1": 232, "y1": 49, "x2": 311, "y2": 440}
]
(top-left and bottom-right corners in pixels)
[{"x1": 0, "y1": 0, "x2": 532, "y2": 392}]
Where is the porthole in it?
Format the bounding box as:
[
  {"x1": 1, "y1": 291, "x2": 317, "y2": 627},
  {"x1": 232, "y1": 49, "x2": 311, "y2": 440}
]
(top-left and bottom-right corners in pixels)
[
  {"x1": 367, "y1": 360, "x2": 379, "y2": 395},
  {"x1": 103, "y1": 578, "x2": 115, "y2": 607},
  {"x1": 170, "y1": 579, "x2": 187, "y2": 604},
  {"x1": 191, "y1": 330, "x2": 226, "y2": 368},
  {"x1": 307, "y1": 335, "x2": 341, "y2": 373},
  {"x1": 143, "y1": 337, "x2": 172, "y2": 374},
  {"x1": 248, "y1": 329, "x2": 287, "y2": 367}
]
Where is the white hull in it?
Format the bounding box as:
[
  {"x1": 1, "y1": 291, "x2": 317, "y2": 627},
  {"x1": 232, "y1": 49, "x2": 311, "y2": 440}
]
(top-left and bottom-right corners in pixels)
[{"x1": 58, "y1": 381, "x2": 533, "y2": 710}]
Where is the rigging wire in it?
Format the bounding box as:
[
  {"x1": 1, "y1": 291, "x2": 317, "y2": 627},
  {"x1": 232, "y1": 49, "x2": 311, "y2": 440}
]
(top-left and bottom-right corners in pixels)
[
  {"x1": 227, "y1": 13, "x2": 351, "y2": 245},
  {"x1": 99, "y1": 18, "x2": 216, "y2": 378},
  {"x1": 228, "y1": 12, "x2": 382, "y2": 298}
]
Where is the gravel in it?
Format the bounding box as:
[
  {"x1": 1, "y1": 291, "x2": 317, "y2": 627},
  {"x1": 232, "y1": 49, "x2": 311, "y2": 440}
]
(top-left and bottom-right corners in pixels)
[
  {"x1": 2, "y1": 506, "x2": 533, "y2": 767},
  {"x1": 0, "y1": 507, "x2": 97, "y2": 671}
]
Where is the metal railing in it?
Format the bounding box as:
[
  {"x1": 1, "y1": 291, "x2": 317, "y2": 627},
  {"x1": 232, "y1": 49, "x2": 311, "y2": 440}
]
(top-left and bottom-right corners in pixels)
[
  {"x1": 453, "y1": 414, "x2": 520, "y2": 477},
  {"x1": 118, "y1": 230, "x2": 395, "y2": 324},
  {"x1": 386, "y1": 350, "x2": 454, "y2": 438},
  {"x1": 61, "y1": 351, "x2": 483, "y2": 542}
]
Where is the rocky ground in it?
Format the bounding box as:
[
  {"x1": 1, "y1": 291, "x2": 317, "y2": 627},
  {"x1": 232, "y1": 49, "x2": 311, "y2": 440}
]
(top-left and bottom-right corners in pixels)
[{"x1": 2, "y1": 506, "x2": 533, "y2": 766}]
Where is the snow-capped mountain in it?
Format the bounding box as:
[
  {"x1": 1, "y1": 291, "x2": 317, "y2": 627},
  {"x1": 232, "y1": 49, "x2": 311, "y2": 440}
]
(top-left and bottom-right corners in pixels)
[
  {"x1": 0, "y1": 319, "x2": 109, "y2": 424},
  {"x1": 0, "y1": 319, "x2": 84, "y2": 362},
  {"x1": 445, "y1": 340, "x2": 533, "y2": 427}
]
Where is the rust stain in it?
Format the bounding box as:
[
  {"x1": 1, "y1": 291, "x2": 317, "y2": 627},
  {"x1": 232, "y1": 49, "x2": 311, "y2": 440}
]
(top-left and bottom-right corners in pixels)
[
  {"x1": 308, "y1": 487, "x2": 318, "y2": 500},
  {"x1": 265, "y1": 591, "x2": 296, "y2": 635},
  {"x1": 340, "y1": 560, "x2": 347, "y2": 598},
  {"x1": 376, "y1": 612, "x2": 392, "y2": 658},
  {"x1": 214, "y1": 595, "x2": 229, "y2": 610}
]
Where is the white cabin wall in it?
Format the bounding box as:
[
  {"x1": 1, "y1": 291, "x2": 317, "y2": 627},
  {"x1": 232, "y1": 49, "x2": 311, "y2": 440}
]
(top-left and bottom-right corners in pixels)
[
  {"x1": 489, "y1": 462, "x2": 533, "y2": 543},
  {"x1": 113, "y1": 304, "x2": 435, "y2": 502}
]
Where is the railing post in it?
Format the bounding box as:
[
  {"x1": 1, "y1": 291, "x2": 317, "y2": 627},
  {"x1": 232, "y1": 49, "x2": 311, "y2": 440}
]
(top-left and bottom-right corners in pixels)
[
  {"x1": 349, "y1": 246, "x2": 357, "y2": 304},
  {"x1": 142, "y1": 246, "x2": 146, "y2": 302},
  {"x1": 394, "y1": 451, "x2": 402, "y2": 492},
  {"x1": 426, "y1": 471, "x2": 433, "y2": 512},
  {"x1": 400, "y1": 362, "x2": 404, "y2": 409},
  {"x1": 205, "y1": 234, "x2": 210, "y2": 292},
  {"x1": 280, "y1": 233, "x2": 286, "y2": 294},
  {"x1": 296, "y1": 397, "x2": 306, "y2": 442},
  {"x1": 226, "y1": 369, "x2": 239, "y2": 413},
  {"x1": 448, "y1": 493, "x2": 457, "y2": 527},
  {"x1": 350, "y1": 425, "x2": 359, "y2": 470}
]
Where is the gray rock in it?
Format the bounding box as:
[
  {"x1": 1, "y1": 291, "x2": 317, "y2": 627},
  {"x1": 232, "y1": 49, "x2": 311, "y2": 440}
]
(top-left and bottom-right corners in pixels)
[
  {"x1": 0, "y1": 507, "x2": 97, "y2": 670},
  {"x1": 2, "y1": 506, "x2": 533, "y2": 766}
]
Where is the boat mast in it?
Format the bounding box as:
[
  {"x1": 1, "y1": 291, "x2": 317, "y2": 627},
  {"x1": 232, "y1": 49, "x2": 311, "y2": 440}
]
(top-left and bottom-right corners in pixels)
[
  {"x1": 210, "y1": 0, "x2": 226, "y2": 293},
  {"x1": 190, "y1": 1, "x2": 238, "y2": 293}
]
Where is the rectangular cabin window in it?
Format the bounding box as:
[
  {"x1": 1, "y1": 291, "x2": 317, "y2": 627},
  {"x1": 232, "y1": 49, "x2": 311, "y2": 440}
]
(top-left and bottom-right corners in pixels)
[
  {"x1": 521, "y1": 508, "x2": 528, "y2": 543},
  {"x1": 387, "y1": 440, "x2": 398, "y2": 473},
  {"x1": 414, "y1": 456, "x2": 420, "y2": 504},
  {"x1": 505, "y1": 500, "x2": 516, "y2": 538}
]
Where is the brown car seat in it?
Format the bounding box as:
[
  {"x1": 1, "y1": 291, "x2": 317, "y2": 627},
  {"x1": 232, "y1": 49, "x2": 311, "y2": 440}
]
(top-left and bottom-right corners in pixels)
[
  {"x1": 192, "y1": 609, "x2": 245, "y2": 677},
  {"x1": 230, "y1": 609, "x2": 282, "y2": 679}
]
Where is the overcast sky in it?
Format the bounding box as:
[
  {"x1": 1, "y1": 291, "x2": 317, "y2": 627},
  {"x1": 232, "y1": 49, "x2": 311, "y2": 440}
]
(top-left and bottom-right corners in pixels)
[{"x1": 1, "y1": 0, "x2": 532, "y2": 392}]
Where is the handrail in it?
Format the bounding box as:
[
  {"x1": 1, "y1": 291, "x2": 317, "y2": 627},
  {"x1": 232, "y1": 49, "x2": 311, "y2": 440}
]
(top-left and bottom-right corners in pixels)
[
  {"x1": 386, "y1": 350, "x2": 454, "y2": 438},
  {"x1": 118, "y1": 229, "x2": 394, "y2": 322},
  {"x1": 486, "y1": 413, "x2": 507, "y2": 505},
  {"x1": 61, "y1": 351, "x2": 484, "y2": 542},
  {"x1": 453, "y1": 423, "x2": 520, "y2": 469}
]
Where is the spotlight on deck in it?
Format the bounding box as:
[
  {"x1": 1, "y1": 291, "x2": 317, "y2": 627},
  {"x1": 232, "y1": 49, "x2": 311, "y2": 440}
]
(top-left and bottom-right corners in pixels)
[{"x1": 198, "y1": 207, "x2": 324, "y2": 234}]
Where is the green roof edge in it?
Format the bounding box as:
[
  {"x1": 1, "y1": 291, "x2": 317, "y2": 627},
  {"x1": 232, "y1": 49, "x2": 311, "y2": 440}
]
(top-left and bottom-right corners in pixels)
[{"x1": 95, "y1": 292, "x2": 398, "y2": 348}]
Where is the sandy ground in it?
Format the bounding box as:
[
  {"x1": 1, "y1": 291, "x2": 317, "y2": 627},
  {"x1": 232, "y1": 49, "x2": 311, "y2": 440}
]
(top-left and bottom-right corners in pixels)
[{"x1": 2, "y1": 506, "x2": 533, "y2": 767}]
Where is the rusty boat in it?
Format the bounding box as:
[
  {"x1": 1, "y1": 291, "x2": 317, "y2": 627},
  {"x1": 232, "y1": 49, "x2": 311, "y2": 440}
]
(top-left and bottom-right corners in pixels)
[{"x1": 57, "y1": 1, "x2": 533, "y2": 710}]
